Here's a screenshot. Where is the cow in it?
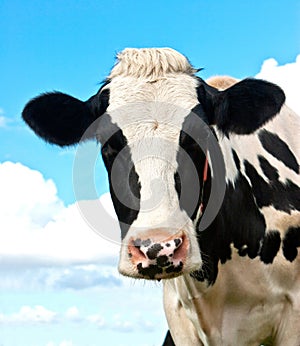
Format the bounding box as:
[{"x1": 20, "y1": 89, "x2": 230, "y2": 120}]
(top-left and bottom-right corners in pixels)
[{"x1": 22, "y1": 48, "x2": 300, "y2": 345}]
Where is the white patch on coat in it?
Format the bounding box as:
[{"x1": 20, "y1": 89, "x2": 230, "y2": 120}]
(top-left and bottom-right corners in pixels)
[
  {"x1": 262, "y1": 206, "x2": 300, "y2": 234},
  {"x1": 165, "y1": 251, "x2": 300, "y2": 345}
]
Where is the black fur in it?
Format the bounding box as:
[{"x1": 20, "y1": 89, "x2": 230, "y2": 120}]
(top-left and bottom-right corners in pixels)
[
  {"x1": 232, "y1": 149, "x2": 241, "y2": 170},
  {"x1": 244, "y1": 160, "x2": 300, "y2": 212},
  {"x1": 259, "y1": 231, "x2": 281, "y2": 264},
  {"x1": 223, "y1": 174, "x2": 267, "y2": 259},
  {"x1": 196, "y1": 78, "x2": 219, "y2": 125},
  {"x1": 192, "y1": 171, "x2": 267, "y2": 285},
  {"x1": 22, "y1": 88, "x2": 109, "y2": 146},
  {"x1": 100, "y1": 116, "x2": 140, "y2": 238},
  {"x1": 259, "y1": 129, "x2": 299, "y2": 174},
  {"x1": 197, "y1": 78, "x2": 285, "y2": 135},
  {"x1": 162, "y1": 331, "x2": 175, "y2": 346},
  {"x1": 258, "y1": 155, "x2": 279, "y2": 181},
  {"x1": 282, "y1": 227, "x2": 300, "y2": 262},
  {"x1": 175, "y1": 109, "x2": 210, "y2": 220}
]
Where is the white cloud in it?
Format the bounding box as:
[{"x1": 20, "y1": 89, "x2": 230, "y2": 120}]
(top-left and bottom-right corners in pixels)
[
  {"x1": 256, "y1": 54, "x2": 300, "y2": 114},
  {"x1": 59, "y1": 341, "x2": 74, "y2": 346},
  {"x1": 0, "y1": 161, "x2": 63, "y2": 228},
  {"x1": 52, "y1": 265, "x2": 122, "y2": 289},
  {"x1": 0, "y1": 108, "x2": 16, "y2": 128},
  {"x1": 0, "y1": 161, "x2": 120, "y2": 268},
  {"x1": 0, "y1": 108, "x2": 5, "y2": 127},
  {"x1": 65, "y1": 306, "x2": 81, "y2": 322},
  {"x1": 0, "y1": 115, "x2": 7, "y2": 128},
  {"x1": 0, "y1": 305, "x2": 57, "y2": 324},
  {"x1": 46, "y1": 341, "x2": 74, "y2": 346},
  {"x1": 0, "y1": 161, "x2": 124, "y2": 291},
  {"x1": 0, "y1": 303, "x2": 160, "y2": 332},
  {"x1": 112, "y1": 319, "x2": 134, "y2": 333},
  {"x1": 87, "y1": 313, "x2": 106, "y2": 328}
]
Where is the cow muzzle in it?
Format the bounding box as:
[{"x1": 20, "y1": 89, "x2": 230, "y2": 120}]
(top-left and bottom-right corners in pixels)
[{"x1": 119, "y1": 229, "x2": 190, "y2": 280}]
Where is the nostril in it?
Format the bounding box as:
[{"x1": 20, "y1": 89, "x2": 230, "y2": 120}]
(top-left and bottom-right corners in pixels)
[
  {"x1": 146, "y1": 243, "x2": 163, "y2": 260},
  {"x1": 172, "y1": 235, "x2": 187, "y2": 261},
  {"x1": 174, "y1": 238, "x2": 183, "y2": 248}
]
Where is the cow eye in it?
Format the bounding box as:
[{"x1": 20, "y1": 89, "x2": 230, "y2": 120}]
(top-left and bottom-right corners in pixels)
[
  {"x1": 180, "y1": 131, "x2": 198, "y2": 149},
  {"x1": 101, "y1": 142, "x2": 118, "y2": 159}
]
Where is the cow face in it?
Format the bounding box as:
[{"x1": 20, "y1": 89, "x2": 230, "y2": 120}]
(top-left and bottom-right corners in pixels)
[{"x1": 22, "y1": 48, "x2": 285, "y2": 280}]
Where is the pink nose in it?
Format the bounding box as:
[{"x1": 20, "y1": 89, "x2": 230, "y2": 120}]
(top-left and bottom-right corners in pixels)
[{"x1": 128, "y1": 231, "x2": 188, "y2": 279}]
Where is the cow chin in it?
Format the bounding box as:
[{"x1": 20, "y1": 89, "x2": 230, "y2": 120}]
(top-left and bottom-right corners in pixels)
[{"x1": 118, "y1": 228, "x2": 202, "y2": 280}]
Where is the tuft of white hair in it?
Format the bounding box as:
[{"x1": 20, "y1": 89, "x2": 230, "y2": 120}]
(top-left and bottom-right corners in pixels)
[{"x1": 109, "y1": 48, "x2": 198, "y2": 81}]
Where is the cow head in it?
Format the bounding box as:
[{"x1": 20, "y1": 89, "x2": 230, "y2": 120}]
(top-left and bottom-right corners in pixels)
[{"x1": 22, "y1": 48, "x2": 285, "y2": 280}]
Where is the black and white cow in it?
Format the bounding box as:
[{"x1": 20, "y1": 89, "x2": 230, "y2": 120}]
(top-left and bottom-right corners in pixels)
[{"x1": 22, "y1": 48, "x2": 300, "y2": 345}]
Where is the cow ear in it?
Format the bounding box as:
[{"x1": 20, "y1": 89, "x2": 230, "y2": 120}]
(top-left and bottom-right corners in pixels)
[
  {"x1": 22, "y1": 89, "x2": 109, "y2": 146},
  {"x1": 205, "y1": 78, "x2": 285, "y2": 135}
]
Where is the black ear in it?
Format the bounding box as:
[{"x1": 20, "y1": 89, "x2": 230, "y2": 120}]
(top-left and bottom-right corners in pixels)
[
  {"x1": 196, "y1": 79, "x2": 219, "y2": 125},
  {"x1": 22, "y1": 89, "x2": 109, "y2": 146},
  {"x1": 197, "y1": 78, "x2": 286, "y2": 135}
]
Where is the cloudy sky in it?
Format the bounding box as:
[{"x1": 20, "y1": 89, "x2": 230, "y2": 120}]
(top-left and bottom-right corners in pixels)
[{"x1": 0, "y1": 1, "x2": 300, "y2": 345}]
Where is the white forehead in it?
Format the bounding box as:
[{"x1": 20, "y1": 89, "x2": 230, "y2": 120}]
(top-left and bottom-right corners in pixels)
[
  {"x1": 105, "y1": 76, "x2": 199, "y2": 145},
  {"x1": 104, "y1": 48, "x2": 200, "y2": 144}
]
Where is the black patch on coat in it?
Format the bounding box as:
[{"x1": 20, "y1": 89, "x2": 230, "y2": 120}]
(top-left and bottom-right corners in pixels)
[
  {"x1": 222, "y1": 174, "x2": 267, "y2": 259},
  {"x1": 244, "y1": 160, "x2": 300, "y2": 212},
  {"x1": 258, "y1": 155, "x2": 279, "y2": 181},
  {"x1": 282, "y1": 227, "x2": 300, "y2": 262},
  {"x1": 259, "y1": 130, "x2": 299, "y2": 174},
  {"x1": 175, "y1": 109, "x2": 210, "y2": 220},
  {"x1": 174, "y1": 172, "x2": 181, "y2": 198},
  {"x1": 232, "y1": 149, "x2": 241, "y2": 170},
  {"x1": 238, "y1": 245, "x2": 248, "y2": 257},
  {"x1": 162, "y1": 330, "x2": 175, "y2": 346},
  {"x1": 197, "y1": 78, "x2": 285, "y2": 135},
  {"x1": 259, "y1": 230, "x2": 281, "y2": 264},
  {"x1": 100, "y1": 116, "x2": 140, "y2": 238},
  {"x1": 192, "y1": 171, "x2": 267, "y2": 285}
]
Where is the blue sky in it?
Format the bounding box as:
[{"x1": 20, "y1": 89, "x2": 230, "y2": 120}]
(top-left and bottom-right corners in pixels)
[{"x1": 0, "y1": 1, "x2": 299, "y2": 345}]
